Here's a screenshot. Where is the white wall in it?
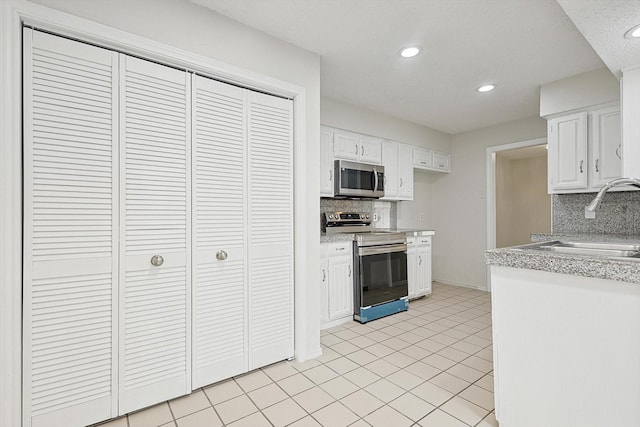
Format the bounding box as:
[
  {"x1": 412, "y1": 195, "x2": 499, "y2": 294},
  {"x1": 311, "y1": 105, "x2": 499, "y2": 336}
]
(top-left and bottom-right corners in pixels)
[
  {"x1": 27, "y1": 0, "x2": 322, "y2": 358},
  {"x1": 540, "y1": 68, "x2": 619, "y2": 117},
  {"x1": 432, "y1": 116, "x2": 547, "y2": 290},
  {"x1": 321, "y1": 96, "x2": 451, "y2": 151}
]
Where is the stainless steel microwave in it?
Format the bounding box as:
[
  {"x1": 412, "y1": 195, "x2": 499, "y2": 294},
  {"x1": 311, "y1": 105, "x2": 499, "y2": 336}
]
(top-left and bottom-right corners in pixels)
[{"x1": 334, "y1": 160, "x2": 385, "y2": 198}]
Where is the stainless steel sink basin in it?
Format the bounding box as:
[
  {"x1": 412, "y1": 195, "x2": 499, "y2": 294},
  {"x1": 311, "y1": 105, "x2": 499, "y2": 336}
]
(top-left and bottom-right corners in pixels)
[{"x1": 521, "y1": 240, "x2": 640, "y2": 258}]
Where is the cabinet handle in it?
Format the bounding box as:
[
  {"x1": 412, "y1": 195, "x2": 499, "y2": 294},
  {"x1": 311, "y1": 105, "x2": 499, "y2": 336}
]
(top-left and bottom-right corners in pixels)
[
  {"x1": 399, "y1": 177, "x2": 403, "y2": 187},
  {"x1": 150, "y1": 255, "x2": 164, "y2": 267},
  {"x1": 418, "y1": 255, "x2": 422, "y2": 266},
  {"x1": 216, "y1": 250, "x2": 228, "y2": 261},
  {"x1": 579, "y1": 160, "x2": 584, "y2": 173},
  {"x1": 595, "y1": 158, "x2": 599, "y2": 173},
  {"x1": 322, "y1": 269, "x2": 326, "y2": 282},
  {"x1": 616, "y1": 145, "x2": 622, "y2": 160},
  {"x1": 355, "y1": 144, "x2": 358, "y2": 155},
  {"x1": 329, "y1": 169, "x2": 332, "y2": 182},
  {"x1": 348, "y1": 265, "x2": 352, "y2": 277},
  {"x1": 361, "y1": 145, "x2": 365, "y2": 156}
]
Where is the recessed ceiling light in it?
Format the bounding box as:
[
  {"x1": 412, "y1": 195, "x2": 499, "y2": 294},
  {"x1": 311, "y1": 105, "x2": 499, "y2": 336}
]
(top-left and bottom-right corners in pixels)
[
  {"x1": 624, "y1": 24, "x2": 640, "y2": 39},
  {"x1": 399, "y1": 47, "x2": 421, "y2": 58},
  {"x1": 477, "y1": 84, "x2": 496, "y2": 93}
]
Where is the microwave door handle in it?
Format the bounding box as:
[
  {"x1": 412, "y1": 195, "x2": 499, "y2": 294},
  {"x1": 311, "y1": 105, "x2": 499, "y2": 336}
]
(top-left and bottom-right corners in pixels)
[{"x1": 373, "y1": 167, "x2": 379, "y2": 192}]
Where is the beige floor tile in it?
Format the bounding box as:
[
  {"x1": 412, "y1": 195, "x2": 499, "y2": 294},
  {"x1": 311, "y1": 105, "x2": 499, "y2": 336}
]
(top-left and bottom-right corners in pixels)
[
  {"x1": 325, "y1": 356, "x2": 360, "y2": 375},
  {"x1": 333, "y1": 328, "x2": 360, "y2": 340},
  {"x1": 476, "y1": 411, "x2": 499, "y2": 427},
  {"x1": 446, "y1": 364, "x2": 485, "y2": 383},
  {"x1": 312, "y1": 401, "x2": 359, "y2": 427},
  {"x1": 382, "y1": 351, "x2": 416, "y2": 368},
  {"x1": 365, "y1": 330, "x2": 391, "y2": 342},
  {"x1": 388, "y1": 392, "x2": 436, "y2": 421},
  {"x1": 226, "y1": 411, "x2": 272, "y2": 427},
  {"x1": 321, "y1": 334, "x2": 345, "y2": 347},
  {"x1": 348, "y1": 420, "x2": 372, "y2": 427},
  {"x1": 363, "y1": 404, "x2": 413, "y2": 427},
  {"x1": 262, "y1": 361, "x2": 299, "y2": 381},
  {"x1": 428, "y1": 372, "x2": 471, "y2": 394},
  {"x1": 364, "y1": 378, "x2": 405, "y2": 403},
  {"x1": 441, "y1": 329, "x2": 470, "y2": 340},
  {"x1": 411, "y1": 327, "x2": 439, "y2": 339},
  {"x1": 430, "y1": 334, "x2": 459, "y2": 346},
  {"x1": 331, "y1": 341, "x2": 360, "y2": 355},
  {"x1": 320, "y1": 376, "x2": 359, "y2": 399},
  {"x1": 213, "y1": 394, "x2": 258, "y2": 425},
  {"x1": 474, "y1": 348, "x2": 494, "y2": 362},
  {"x1": 379, "y1": 324, "x2": 406, "y2": 337},
  {"x1": 346, "y1": 349, "x2": 378, "y2": 366},
  {"x1": 317, "y1": 347, "x2": 341, "y2": 363},
  {"x1": 262, "y1": 398, "x2": 307, "y2": 427},
  {"x1": 293, "y1": 386, "x2": 335, "y2": 413},
  {"x1": 422, "y1": 353, "x2": 457, "y2": 370},
  {"x1": 204, "y1": 379, "x2": 244, "y2": 405},
  {"x1": 440, "y1": 396, "x2": 489, "y2": 426},
  {"x1": 98, "y1": 416, "x2": 128, "y2": 427},
  {"x1": 302, "y1": 364, "x2": 339, "y2": 384},
  {"x1": 350, "y1": 335, "x2": 377, "y2": 348},
  {"x1": 159, "y1": 422, "x2": 176, "y2": 427},
  {"x1": 364, "y1": 342, "x2": 395, "y2": 358},
  {"x1": 339, "y1": 389, "x2": 384, "y2": 417},
  {"x1": 437, "y1": 347, "x2": 469, "y2": 362},
  {"x1": 278, "y1": 372, "x2": 316, "y2": 396},
  {"x1": 175, "y1": 407, "x2": 222, "y2": 427},
  {"x1": 364, "y1": 359, "x2": 400, "y2": 377},
  {"x1": 291, "y1": 358, "x2": 322, "y2": 371},
  {"x1": 129, "y1": 402, "x2": 173, "y2": 427},
  {"x1": 169, "y1": 390, "x2": 211, "y2": 419},
  {"x1": 460, "y1": 355, "x2": 494, "y2": 373},
  {"x1": 404, "y1": 360, "x2": 441, "y2": 381},
  {"x1": 474, "y1": 374, "x2": 494, "y2": 392},
  {"x1": 342, "y1": 366, "x2": 381, "y2": 388},
  {"x1": 458, "y1": 384, "x2": 494, "y2": 411},
  {"x1": 288, "y1": 415, "x2": 323, "y2": 427},
  {"x1": 247, "y1": 382, "x2": 288, "y2": 409},
  {"x1": 410, "y1": 381, "x2": 454, "y2": 407},
  {"x1": 399, "y1": 344, "x2": 432, "y2": 360},
  {"x1": 234, "y1": 369, "x2": 272, "y2": 392},
  {"x1": 450, "y1": 340, "x2": 483, "y2": 355},
  {"x1": 381, "y1": 337, "x2": 412, "y2": 351},
  {"x1": 386, "y1": 368, "x2": 426, "y2": 390}
]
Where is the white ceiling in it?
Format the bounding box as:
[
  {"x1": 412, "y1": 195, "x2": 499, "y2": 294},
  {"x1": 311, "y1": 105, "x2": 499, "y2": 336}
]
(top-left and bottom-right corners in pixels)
[
  {"x1": 557, "y1": 0, "x2": 640, "y2": 79},
  {"x1": 189, "y1": 0, "x2": 607, "y2": 134}
]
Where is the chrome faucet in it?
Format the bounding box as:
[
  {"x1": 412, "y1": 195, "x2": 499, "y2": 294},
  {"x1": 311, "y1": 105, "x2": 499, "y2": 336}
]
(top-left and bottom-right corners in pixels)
[{"x1": 585, "y1": 177, "x2": 640, "y2": 216}]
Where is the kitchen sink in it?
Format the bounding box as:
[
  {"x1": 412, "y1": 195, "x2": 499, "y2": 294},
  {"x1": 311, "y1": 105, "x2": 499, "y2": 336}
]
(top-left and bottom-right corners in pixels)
[{"x1": 520, "y1": 240, "x2": 640, "y2": 258}]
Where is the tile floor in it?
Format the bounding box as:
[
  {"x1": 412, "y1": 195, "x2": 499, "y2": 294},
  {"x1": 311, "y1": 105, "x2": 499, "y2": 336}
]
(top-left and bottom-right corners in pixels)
[{"x1": 97, "y1": 283, "x2": 498, "y2": 427}]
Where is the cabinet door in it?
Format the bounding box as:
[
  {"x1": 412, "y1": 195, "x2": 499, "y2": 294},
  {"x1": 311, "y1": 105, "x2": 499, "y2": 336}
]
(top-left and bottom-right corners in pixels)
[
  {"x1": 119, "y1": 55, "x2": 191, "y2": 413},
  {"x1": 398, "y1": 144, "x2": 414, "y2": 200},
  {"x1": 413, "y1": 147, "x2": 433, "y2": 169},
  {"x1": 328, "y1": 253, "x2": 354, "y2": 320},
  {"x1": 406, "y1": 239, "x2": 417, "y2": 299},
  {"x1": 548, "y1": 112, "x2": 588, "y2": 192},
  {"x1": 247, "y1": 91, "x2": 294, "y2": 369},
  {"x1": 433, "y1": 152, "x2": 451, "y2": 172},
  {"x1": 381, "y1": 141, "x2": 399, "y2": 199},
  {"x1": 417, "y1": 238, "x2": 432, "y2": 296},
  {"x1": 192, "y1": 76, "x2": 247, "y2": 388},
  {"x1": 320, "y1": 127, "x2": 334, "y2": 196},
  {"x1": 319, "y1": 248, "x2": 330, "y2": 326},
  {"x1": 23, "y1": 29, "x2": 118, "y2": 427},
  {"x1": 358, "y1": 136, "x2": 382, "y2": 164},
  {"x1": 590, "y1": 107, "x2": 622, "y2": 188},
  {"x1": 333, "y1": 130, "x2": 359, "y2": 161}
]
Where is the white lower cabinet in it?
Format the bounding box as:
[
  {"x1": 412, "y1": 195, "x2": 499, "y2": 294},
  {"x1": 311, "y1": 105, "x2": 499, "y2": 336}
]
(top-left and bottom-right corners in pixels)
[
  {"x1": 407, "y1": 236, "x2": 432, "y2": 299},
  {"x1": 23, "y1": 29, "x2": 293, "y2": 427},
  {"x1": 320, "y1": 242, "x2": 354, "y2": 328}
]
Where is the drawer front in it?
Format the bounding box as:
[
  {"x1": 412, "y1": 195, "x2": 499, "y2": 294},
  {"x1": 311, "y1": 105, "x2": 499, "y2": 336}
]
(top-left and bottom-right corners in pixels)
[{"x1": 328, "y1": 242, "x2": 352, "y2": 256}]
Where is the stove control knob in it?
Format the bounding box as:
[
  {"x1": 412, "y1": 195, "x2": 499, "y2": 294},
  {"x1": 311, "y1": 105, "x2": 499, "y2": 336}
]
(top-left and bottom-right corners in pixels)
[
  {"x1": 328, "y1": 214, "x2": 334, "y2": 220},
  {"x1": 365, "y1": 214, "x2": 370, "y2": 219}
]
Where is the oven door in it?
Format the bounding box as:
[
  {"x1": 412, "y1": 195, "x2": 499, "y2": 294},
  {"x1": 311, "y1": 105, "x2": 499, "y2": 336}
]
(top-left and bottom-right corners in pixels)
[{"x1": 355, "y1": 243, "x2": 408, "y2": 308}]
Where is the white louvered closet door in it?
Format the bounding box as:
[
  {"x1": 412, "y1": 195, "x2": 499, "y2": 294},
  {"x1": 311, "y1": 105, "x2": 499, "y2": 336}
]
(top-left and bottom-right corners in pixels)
[
  {"x1": 192, "y1": 76, "x2": 247, "y2": 388},
  {"x1": 119, "y1": 54, "x2": 191, "y2": 413},
  {"x1": 247, "y1": 91, "x2": 294, "y2": 369},
  {"x1": 23, "y1": 29, "x2": 118, "y2": 427}
]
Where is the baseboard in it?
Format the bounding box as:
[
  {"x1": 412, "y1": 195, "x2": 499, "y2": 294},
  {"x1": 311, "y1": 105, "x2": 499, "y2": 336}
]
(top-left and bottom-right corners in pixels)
[{"x1": 433, "y1": 278, "x2": 488, "y2": 292}]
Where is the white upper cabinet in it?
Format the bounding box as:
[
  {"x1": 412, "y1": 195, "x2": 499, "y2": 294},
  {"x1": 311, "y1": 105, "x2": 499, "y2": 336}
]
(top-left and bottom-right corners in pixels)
[
  {"x1": 398, "y1": 144, "x2": 414, "y2": 200},
  {"x1": 381, "y1": 141, "x2": 399, "y2": 199},
  {"x1": 333, "y1": 129, "x2": 382, "y2": 164},
  {"x1": 589, "y1": 106, "x2": 621, "y2": 189},
  {"x1": 432, "y1": 152, "x2": 451, "y2": 172},
  {"x1": 548, "y1": 112, "x2": 588, "y2": 193},
  {"x1": 413, "y1": 147, "x2": 433, "y2": 169},
  {"x1": 320, "y1": 127, "x2": 334, "y2": 197},
  {"x1": 547, "y1": 106, "x2": 622, "y2": 194}
]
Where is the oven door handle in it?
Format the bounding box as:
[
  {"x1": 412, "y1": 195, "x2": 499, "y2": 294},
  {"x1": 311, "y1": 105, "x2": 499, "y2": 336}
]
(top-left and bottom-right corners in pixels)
[{"x1": 358, "y1": 243, "x2": 407, "y2": 256}]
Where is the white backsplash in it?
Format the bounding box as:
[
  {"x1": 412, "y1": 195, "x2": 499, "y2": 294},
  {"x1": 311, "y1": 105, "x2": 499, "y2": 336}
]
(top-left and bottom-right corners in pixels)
[{"x1": 320, "y1": 198, "x2": 397, "y2": 229}]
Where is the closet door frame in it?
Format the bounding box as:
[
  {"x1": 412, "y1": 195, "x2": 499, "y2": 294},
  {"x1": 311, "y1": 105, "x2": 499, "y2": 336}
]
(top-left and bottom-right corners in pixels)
[{"x1": 2, "y1": 3, "x2": 312, "y2": 427}]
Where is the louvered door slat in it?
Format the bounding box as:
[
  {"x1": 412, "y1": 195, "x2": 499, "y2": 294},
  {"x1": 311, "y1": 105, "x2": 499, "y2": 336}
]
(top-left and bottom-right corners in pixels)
[
  {"x1": 23, "y1": 29, "x2": 117, "y2": 427},
  {"x1": 247, "y1": 91, "x2": 294, "y2": 369},
  {"x1": 119, "y1": 54, "x2": 191, "y2": 414},
  {"x1": 192, "y1": 75, "x2": 247, "y2": 388}
]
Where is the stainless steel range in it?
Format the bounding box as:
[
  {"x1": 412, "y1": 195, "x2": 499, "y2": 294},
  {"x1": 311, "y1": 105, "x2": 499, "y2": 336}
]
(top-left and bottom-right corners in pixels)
[{"x1": 323, "y1": 212, "x2": 409, "y2": 323}]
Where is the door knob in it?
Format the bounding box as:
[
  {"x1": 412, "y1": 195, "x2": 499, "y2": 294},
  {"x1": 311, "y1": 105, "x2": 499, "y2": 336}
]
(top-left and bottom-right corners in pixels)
[
  {"x1": 150, "y1": 255, "x2": 164, "y2": 266},
  {"x1": 216, "y1": 250, "x2": 228, "y2": 261}
]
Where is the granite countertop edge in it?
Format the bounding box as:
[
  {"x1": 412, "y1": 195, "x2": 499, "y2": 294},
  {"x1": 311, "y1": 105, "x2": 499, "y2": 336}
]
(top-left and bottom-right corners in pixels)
[{"x1": 487, "y1": 233, "x2": 640, "y2": 285}]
